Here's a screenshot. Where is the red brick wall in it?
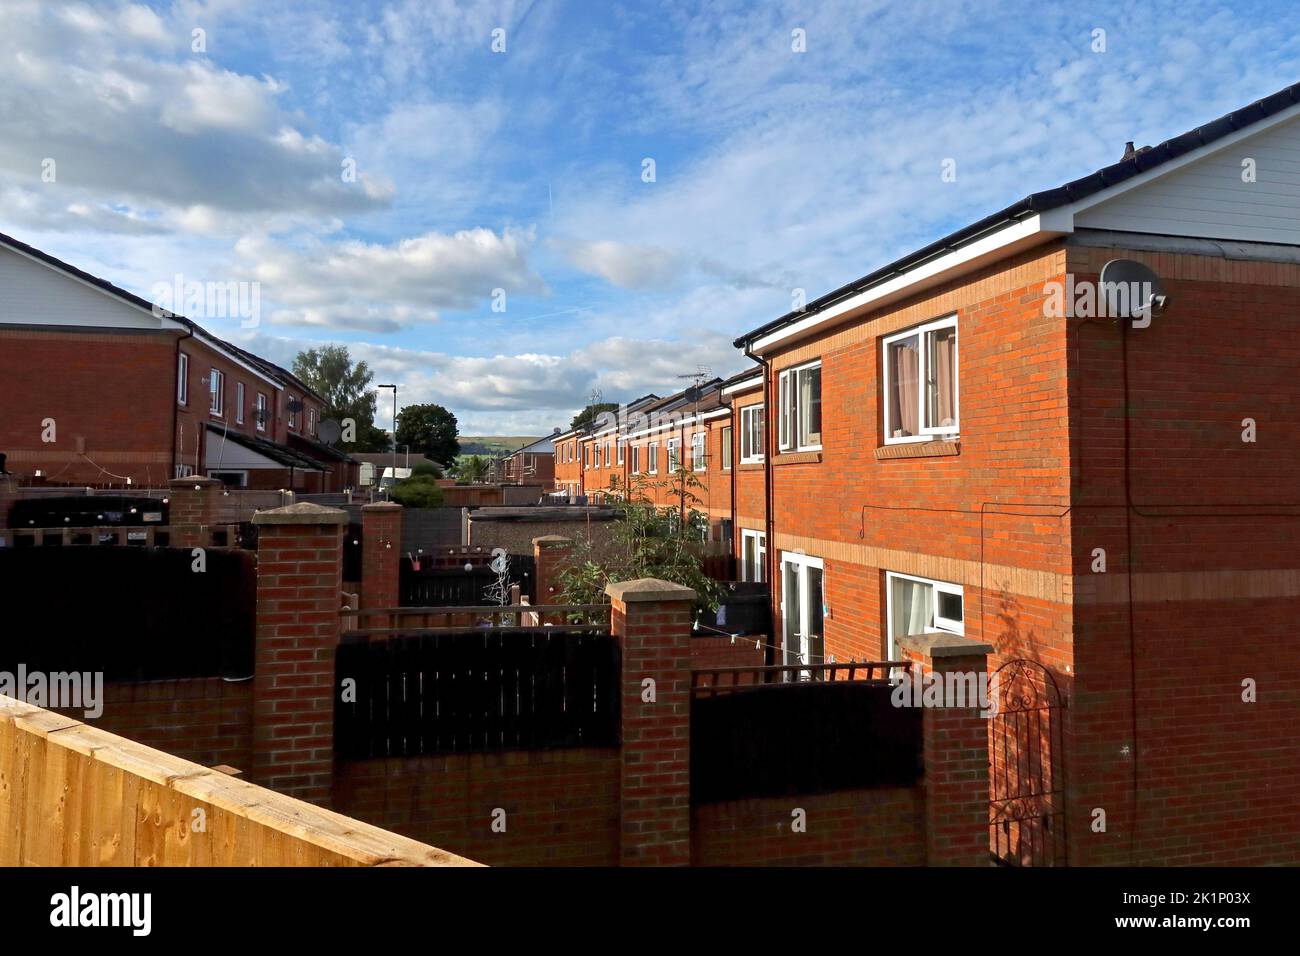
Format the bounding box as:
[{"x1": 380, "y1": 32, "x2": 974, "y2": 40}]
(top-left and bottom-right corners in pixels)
[
  {"x1": 690, "y1": 636, "x2": 765, "y2": 674},
  {"x1": 57, "y1": 678, "x2": 253, "y2": 772},
  {"x1": 1065, "y1": 244, "x2": 1300, "y2": 865},
  {"x1": 0, "y1": 328, "x2": 175, "y2": 484},
  {"x1": 333, "y1": 749, "x2": 621, "y2": 866},
  {"x1": 692, "y1": 786, "x2": 925, "y2": 865},
  {"x1": 553, "y1": 437, "x2": 583, "y2": 495}
]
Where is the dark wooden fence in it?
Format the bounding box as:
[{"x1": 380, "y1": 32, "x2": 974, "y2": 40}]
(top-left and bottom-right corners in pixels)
[
  {"x1": 690, "y1": 676, "x2": 923, "y2": 803},
  {"x1": 0, "y1": 545, "x2": 255, "y2": 680},
  {"x1": 399, "y1": 554, "x2": 535, "y2": 606},
  {"x1": 334, "y1": 627, "x2": 618, "y2": 759}
]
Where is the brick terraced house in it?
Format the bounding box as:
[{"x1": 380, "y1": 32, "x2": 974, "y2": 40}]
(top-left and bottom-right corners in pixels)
[
  {"x1": 728, "y1": 82, "x2": 1300, "y2": 865},
  {"x1": 0, "y1": 233, "x2": 355, "y2": 492}
]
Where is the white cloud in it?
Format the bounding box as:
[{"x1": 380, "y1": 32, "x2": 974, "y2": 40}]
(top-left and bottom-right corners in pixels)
[{"x1": 237, "y1": 227, "x2": 547, "y2": 331}]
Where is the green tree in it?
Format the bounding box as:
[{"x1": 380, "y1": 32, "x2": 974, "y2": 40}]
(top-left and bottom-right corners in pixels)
[
  {"x1": 454, "y1": 454, "x2": 491, "y2": 483},
  {"x1": 291, "y1": 345, "x2": 390, "y2": 452},
  {"x1": 569, "y1": 402, "x2": 619, "y2": 432},
  {"x1": 389, "y1": 475, "x2": 445, "y2": 508},
  {"x1": 395, "y1": 403, "x2": 460, "y2": 465},
  {"x1": 556, "y1": 467, "x2": 724, "y2": 615}
]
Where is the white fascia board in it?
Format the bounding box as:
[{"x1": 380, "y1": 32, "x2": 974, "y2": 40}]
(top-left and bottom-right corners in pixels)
[
  {"x1": 622, "y1": 408, "x2": 729, "y2": 442},
  {"x1": 750, "y1": 211, "x2": 1072, "y2": 354},
  {"x1": 722, "y1": 374, "x2": 763, "y2": 396},
  {"x1": 187, "y1": 329, "x2": 285, "y2": 391}
]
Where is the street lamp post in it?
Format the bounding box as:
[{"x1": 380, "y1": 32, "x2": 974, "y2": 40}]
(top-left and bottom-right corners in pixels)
[{"x1": 379, "y1": 384, "x2": 397, "y2": 499}]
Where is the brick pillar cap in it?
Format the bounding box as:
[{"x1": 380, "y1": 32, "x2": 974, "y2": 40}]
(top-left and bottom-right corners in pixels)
[
  {"x1": 169, "y1": 476, "x2": 223, "y2": 489},
  {"x1": 533, "y1": 534, "x2": 572, "y2": 548},
  {"x1": 251, "y1": 501, "x2": 348, "y2": 526},
  {"x1": 361, "y1": 501, "x2": 403, "y2": 512},
  {"x1": 896, "y1": 631, "x2": 993, "y2": 659},
  {"x1": 605, "y1": 578, "x2": 696, "y2": 603}
]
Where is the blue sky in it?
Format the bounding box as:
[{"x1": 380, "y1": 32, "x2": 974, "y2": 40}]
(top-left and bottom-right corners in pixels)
[{"x1": 2, "y1": 0, "x2": 1298, "y2": 434}]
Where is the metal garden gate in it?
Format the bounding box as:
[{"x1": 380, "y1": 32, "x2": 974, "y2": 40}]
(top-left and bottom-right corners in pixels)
[{"x1": 988, "y1": 658, "x2": 1067, "y2": 866}]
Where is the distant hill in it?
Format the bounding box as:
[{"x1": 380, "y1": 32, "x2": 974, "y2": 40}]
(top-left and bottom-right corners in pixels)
[{"x1": 457, "y1": 436, "x2": 543, "y2": 456}]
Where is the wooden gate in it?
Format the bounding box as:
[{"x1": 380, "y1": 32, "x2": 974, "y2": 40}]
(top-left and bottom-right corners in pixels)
[{"x1": 988, "y1": 658, "x2": 1067, "y2": 866}]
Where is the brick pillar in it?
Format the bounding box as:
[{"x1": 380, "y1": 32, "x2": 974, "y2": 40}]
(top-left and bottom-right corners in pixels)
[
  {"x1": 532, "y1": 534, "x2": 572, "y2": 604},
  {"x1": 361, "y1": 501, "x2": 402, "y2": 609},
  {"x1": 0, "y1": 479, "x2": 17, "y2": 529},
  {"x1": 167, "y1": 476, "x2": 222, "y2": 547},
  {"x1": 898, "y1": 632, "x2": 993, "y2": 866},
  {"x1": 607, "y1": 578, "x2": 695, "y2": 866},
  {"x1": 250, "y1": 501, "x2": 347, "y2": 805}
]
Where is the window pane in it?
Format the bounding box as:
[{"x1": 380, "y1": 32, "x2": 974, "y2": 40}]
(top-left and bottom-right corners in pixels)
[
  {"x1": 937, "y1": 589, "x2": 963, "y2": 625},
  {"x1": 799, "y1": 366, "x2": 821, "y2": 446},
  {"x1": 807, "y1": 567, "x2": 825, "y2": 671},
  {"x1": 887, "y1": 335, "x2": 920, "y2": 438},
  {"x1": 926, "y1": 326, "x2": 957, "y2": 429},
  {"x1": 890, "y1": 577, "x2": 932, "y2": 640}
]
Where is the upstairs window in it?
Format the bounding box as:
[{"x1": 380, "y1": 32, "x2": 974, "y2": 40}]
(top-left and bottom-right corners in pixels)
[
  {"x1": 721, "y1": 426, "x2": 733, "y2": 470},
  {"x1": 631, "y1": 444, "x2": 641, "y2": 474},
  {"x1": 692, "y1": 432, "x2": 706, "y2": 471},
  {"x1": 666, "y1": 438, "x2": 680, "y2": 472},
  {"x1": 740, "y1": 405, "x2": 764, "y2": 462},
  {"x1": 235, "y1": 383, "x2": 245, "y2": 424},
  {"x1": 177, "y1": 353, "x2": 189, "y2": 405},
  {"x1": 255, "y1": 392, "x2": 268, "y2": 432},
  {"x1": 648, "y1": 441, "x2": 659, "y2": 474},
  {"x1": 288, "y1": 395, "x2": 299, "y2": 430},
  {"x1": 617, "y1": 440, "x2": 625, "y2": 466},
  {"x1": 778, "y1": 360, "x2": 821, "y2": 452},
  {"x1": 603, "y1": 442, "x2": 610, "y2": 467},
  {"x1": 209, "y1": 369, "x2": 224, "y2": 416},
  {"x1": 883, "y1": 316, "x2": 958, "y2": 443},
  {"x1": 308, "y1": 407, "x2": 316, "y2": 436}
]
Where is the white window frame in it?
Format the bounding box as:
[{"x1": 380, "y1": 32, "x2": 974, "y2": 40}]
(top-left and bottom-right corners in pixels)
[
  {"x1": 647, "y1": 441, "x2": 659, "y2": 474},
  {"x1": 308, "y1": 407, "x2": 316, "y2": 436},
  {"x1": 584, "y1": 444, "x2": 590, "y2": 468},
  {"x1": 740, "y1": 529, "x2": 766, "y2": 583},
  {"x1": 288, "y1": 395, "x2": 299, "y2": 430},
  {"x1": 209, "y1": 368, "x2": 224, "y2": 416},
  {"x1": 884, "y1": 570, "x2": 964, "y2": 660},
  {"x1": 177, "y1": 353, "x2": 189, "y2": 405},
  {"x1": 631, "y1": 444, "x2": 641, "y2": 474},
  {"x1": 666, "y1": 438, "x2": 680, "y2": 472},
  {"x1": 603, "y1": 442, "x2": 610, "y2": 467},
  {"x1": 740, "y1": 405, "x2": 764, "y2": 463},
  {"x1": 777, "y1": 359, "x2": 822, "y2": 452},
  {"x1": 721, "y1": 425, "x2": 732, "y2": 471},
  {"x1": 255, "y1": 392, "x2": 268, "y2": 432},
  {"x1": 691, "y1": 432, "x2": 706, "y2": 471},
  {"x1": 881, "y1": 315, "x2": 959, "y2": 445},
  {"x1": 617, "y1": 440, "x2": 625, "y2": 466},
  {"x1": 235, "y1": 382, "x2": 245, "y2": 424}
]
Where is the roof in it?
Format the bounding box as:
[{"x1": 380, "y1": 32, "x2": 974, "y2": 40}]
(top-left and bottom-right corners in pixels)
[
  {"x1": 0, "y1": 230, "x2": 323, "y2": 402},
  {"x1": 206, "y1": 424, "x2": 325, "y2": 471},
  {"x1": 504, "y1": 435, "x2": 555, "y2": 457},
  {"x1": 287, "y1": 432, "x2": 356, "y2": 464},
  {"x1": 735, "y1": 79, "x2": 1300, "y2": 348}
]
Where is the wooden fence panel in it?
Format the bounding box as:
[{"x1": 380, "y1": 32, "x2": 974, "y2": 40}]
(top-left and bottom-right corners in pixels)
[
  {"x1": 690, "y1": 681, "x2": 923, "y2": 803},
  {"x1": 334, "y1": 628, "x2": 618, "y2": 759},
  {"x1": 0, "y1": 696, "x2": 475, "y2": 867}
]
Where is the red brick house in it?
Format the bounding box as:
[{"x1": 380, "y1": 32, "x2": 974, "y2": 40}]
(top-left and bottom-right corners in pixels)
[
  {"x1": 500, "y1": 433, "x2": 556, "y2": 486},
  {"x1": 731, "y1": 82, "x2": 1300, "y2": 865},
  {"x1": 0, "y1": 232, "x2": 354, "y2": 492}
]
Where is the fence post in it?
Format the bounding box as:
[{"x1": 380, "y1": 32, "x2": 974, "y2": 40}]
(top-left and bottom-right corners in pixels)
[
  {"x1": 361, "y1": 501, "x2": 402, "y2": 609},
  {"x1": 606, "y1": 577, "x2": 695, "y2": 866},
  {"x1": 168, "y1": 476, "x2": 222, "y2": 547},
  {"x1": 250, "y1": 501, "x2": 347, "y2": 805},
  {"x1": 532, "y1": 534, "x2": 572, "y2": 604},
  {"x1": 897, "y1": 632, "x2": 994, "y2": 867}
]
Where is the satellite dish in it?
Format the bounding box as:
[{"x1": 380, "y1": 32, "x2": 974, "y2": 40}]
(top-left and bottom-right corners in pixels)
[
  {"x1": 318, "y1": 419, "x2": 343, "y2": 445},
  {"x1": 1099, "y1": 259, "x2": 1169, "y2": 324}
]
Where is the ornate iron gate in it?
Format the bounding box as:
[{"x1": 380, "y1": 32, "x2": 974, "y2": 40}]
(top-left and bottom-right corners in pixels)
[{"x1": 988, "y1": 659, "x2": 1067, "y2": 866}]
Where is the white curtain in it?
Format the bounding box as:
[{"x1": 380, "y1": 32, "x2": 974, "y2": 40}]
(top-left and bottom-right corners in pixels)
[{"x1": 891, "y1": 338, "x2": 920, "y2": 437}]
